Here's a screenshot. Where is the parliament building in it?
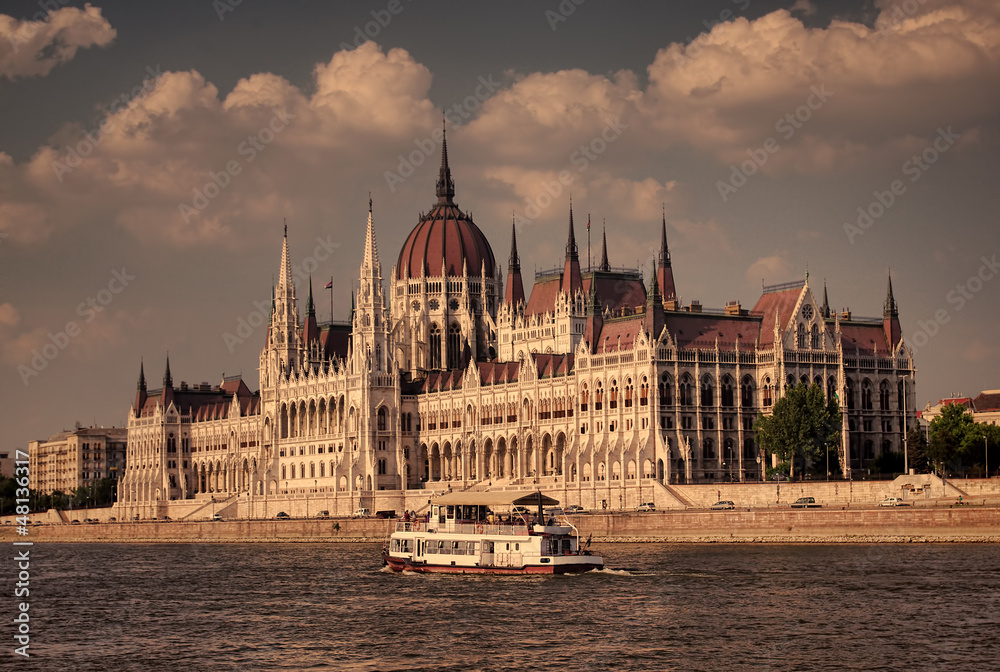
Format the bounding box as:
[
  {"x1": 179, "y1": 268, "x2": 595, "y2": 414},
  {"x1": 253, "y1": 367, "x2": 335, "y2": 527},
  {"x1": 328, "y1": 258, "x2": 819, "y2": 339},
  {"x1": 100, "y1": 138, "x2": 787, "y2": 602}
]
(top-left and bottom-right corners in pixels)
[{"x1": 118, "y1": 134, "x2": 917, "y2": 518}]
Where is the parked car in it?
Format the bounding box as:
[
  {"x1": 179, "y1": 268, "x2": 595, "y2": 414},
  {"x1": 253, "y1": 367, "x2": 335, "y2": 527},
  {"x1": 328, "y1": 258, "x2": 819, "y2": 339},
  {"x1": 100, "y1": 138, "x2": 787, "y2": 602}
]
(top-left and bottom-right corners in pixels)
[
  {"x1": 107, "y1": 517, "x2": 116, "y2": 523},
  {"x1": 275, "y1": 511, "x2": 291, "y2": 519},
  {"x1": 636, "y1": 502, "x2": 656, "y2": 512},
  {"x1": 315, "y1": 510, "x2": 330, "y2": 519},
  {"x1": 710, "y1": 500, "x2": 736, "y2": 510},
  {"x1": 791, "y1": 497, "x2": 821, "y2": 508},
  {"x1": 375, "y1": 510, "x2": 396, "y2": 519},
  {"x1": 211, "y1": 513, "x2": 223, "y2": 521},
  {"x1": 352, "y1": 508, "x2": 371, "y2": 518},
  {"x1": 565, "y1": 505, "x2": 587, "y2": 514},
  {"x1": 70, "y1": 519, "x2": 81, "y2": 525},
  {"x1": 878, "y1": 497, "x2": 910, "y2": 507}
]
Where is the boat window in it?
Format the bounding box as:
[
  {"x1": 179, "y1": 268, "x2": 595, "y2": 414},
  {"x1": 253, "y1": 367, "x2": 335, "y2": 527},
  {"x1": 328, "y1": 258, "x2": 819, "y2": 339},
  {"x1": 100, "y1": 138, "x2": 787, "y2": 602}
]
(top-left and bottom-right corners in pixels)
[
  {"x1": 505, "y1": 543, "x2": 509, "y2": 551},
  {"x1": 515, "y1": 543, "x2": 519, "y2": 551}
]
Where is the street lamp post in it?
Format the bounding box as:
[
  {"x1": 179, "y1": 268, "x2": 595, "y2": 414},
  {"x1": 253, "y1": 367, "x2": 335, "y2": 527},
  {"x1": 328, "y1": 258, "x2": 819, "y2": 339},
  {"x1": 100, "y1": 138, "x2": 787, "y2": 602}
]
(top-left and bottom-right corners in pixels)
[{"x1": 986, "y1": 436, "x2": 989, "y2": 479}]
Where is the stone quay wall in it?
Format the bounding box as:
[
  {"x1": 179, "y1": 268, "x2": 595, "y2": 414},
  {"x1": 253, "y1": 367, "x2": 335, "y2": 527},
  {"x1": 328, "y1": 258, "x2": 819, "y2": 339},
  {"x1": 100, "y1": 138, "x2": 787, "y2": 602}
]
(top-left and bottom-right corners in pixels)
[{"x1": 4, "y1": 506, "x2": 997, "y2": 544}]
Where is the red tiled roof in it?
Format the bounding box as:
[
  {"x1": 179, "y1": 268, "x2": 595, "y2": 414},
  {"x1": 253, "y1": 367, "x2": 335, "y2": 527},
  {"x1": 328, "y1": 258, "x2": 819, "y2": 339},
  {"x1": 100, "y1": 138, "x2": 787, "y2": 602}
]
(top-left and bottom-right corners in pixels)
[
  {"x1": 584, "y1": 274, "x2": 646, "y2": 314},
  {"x1": 973, "y1": 391, "x2": 1000, "y2": 412},
  {"x1": 751, "y1": 285, "x2": 803, "y2": 347},
  {"x1": 477, "y1": 361, "x2": 521, "y2": 385},
  {"x1": 525, "y1": 275, "x2": 562, "y2": 316},
  {"x1": 839, "y1": 323, "x2": 890, "y2": 355},
  {"x1": 136, "y1": 378, "x2": 259, "y2": 420},
  {"x1": 663, "y1": 313, "x2": 761, "y2": 350},
  {"x1": 593, "y1": 316, "x2": 646, "y2": 353},
  {"x1": 532, "y1": 352, "x2": 574, "y2": 377}
]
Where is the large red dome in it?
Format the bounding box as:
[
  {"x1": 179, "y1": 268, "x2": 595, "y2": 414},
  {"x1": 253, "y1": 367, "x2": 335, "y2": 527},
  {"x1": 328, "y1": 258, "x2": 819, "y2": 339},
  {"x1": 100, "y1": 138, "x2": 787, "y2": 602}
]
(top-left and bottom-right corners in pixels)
[
  {"x1": 395, "y1": 130, "x2": 495, "y2": 280},
  {"x1": 396, "y1": 203, "x2": 495, "y2": 280}
]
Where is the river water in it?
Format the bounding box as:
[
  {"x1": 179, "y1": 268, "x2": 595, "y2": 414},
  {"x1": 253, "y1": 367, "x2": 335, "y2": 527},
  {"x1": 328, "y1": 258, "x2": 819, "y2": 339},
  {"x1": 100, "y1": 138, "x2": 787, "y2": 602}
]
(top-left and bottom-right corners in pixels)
[{"x1": 12, "y1": 543, "x2": 1000, "y2": 671}]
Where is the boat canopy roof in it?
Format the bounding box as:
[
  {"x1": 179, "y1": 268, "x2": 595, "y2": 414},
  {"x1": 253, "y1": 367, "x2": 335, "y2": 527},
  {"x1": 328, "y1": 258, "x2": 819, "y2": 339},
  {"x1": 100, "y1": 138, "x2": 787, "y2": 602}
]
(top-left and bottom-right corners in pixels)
[{"x1": 431, "y1": 491, "x2": 560, "y2": 507}]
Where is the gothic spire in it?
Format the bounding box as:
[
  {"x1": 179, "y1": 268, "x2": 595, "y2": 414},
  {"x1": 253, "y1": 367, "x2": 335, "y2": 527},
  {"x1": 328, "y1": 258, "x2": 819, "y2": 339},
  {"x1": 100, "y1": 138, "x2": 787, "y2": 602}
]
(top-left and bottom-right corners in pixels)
[
  {"x1": 599, "y1": 223, "x2": 610, "y2": 272},
  {"x1": 659, "y1": 208, "x2": 671, "y2": 267},
  {"x1": 505, "y1": 215, "x2": 525, "y2": 306},
  {"x1": 884, "y1": 271, "x2": 898, "y2": 318},
  {"x1": 307, "y1": 276, "x2": 315, "y2": 317},
  {"x1": 137, "y1": 358, "x2": 146, "y2": 391},
  {"x1": 821, "y1": 280, "x2": 831, "y2": 318},
  {"x1": 163, "y1": 354, "x2": 172, "y2": 388},
  {"x1": 561, "y1": 201, "x2": 583, "y2": 296},
  {"x1": 361, "y1": 198, "x2": 381, "y2": 278},
  {"x1": 435, "y1": 119, "x2": 455, "y2": 204},
  {"x1": 657, "y1": 209, "x2": 677, "y2": 301},
  {"x1": 565, "y1": 200, "x2": 579, "y2": 261}
]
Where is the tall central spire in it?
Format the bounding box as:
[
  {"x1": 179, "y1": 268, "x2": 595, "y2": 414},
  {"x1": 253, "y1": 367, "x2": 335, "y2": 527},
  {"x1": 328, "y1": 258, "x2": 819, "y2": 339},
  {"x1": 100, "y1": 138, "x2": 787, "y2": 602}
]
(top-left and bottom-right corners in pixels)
[{"x1": 436, "y1": 120, "x2": 455, "y2": 204}]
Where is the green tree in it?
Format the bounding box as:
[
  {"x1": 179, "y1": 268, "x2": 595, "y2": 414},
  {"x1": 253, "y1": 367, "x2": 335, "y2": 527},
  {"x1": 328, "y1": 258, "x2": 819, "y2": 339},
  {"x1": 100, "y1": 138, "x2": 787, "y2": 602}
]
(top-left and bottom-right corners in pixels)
[
  {"x1": 906, "y1": 426, "x2": 929, "y2": 473},
  {"x1": 754, "y1": 382, "x2": 841, "y2": 479},
  {"x1": 927, "y1": 403, "x2": 975, "y2": 475}
]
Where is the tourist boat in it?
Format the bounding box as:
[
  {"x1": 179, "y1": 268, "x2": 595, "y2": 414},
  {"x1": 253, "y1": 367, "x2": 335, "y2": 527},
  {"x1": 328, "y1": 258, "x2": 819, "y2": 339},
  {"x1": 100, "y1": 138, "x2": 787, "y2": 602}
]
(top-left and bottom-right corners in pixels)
[{"x1": 382, "y1": 491, "x2": 603, "y2": 574}]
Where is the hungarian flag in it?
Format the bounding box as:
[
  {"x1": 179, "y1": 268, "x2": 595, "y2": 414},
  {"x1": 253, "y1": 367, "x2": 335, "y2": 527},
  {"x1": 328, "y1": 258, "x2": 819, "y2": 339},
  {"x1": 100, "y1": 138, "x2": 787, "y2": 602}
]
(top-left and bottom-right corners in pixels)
[
  {"x1": 587, "y1": 215, "x2": 590, "y2": 230},
  {"x1": 325, "y1": 281, "x2": 333, "y2": 289}
]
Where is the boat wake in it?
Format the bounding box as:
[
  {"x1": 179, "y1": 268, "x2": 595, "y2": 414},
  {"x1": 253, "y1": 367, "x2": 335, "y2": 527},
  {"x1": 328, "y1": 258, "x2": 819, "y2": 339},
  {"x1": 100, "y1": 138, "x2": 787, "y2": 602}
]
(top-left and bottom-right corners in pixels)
[{"x1": 590, "y1": 567, "x2": 634, "y2": 576}]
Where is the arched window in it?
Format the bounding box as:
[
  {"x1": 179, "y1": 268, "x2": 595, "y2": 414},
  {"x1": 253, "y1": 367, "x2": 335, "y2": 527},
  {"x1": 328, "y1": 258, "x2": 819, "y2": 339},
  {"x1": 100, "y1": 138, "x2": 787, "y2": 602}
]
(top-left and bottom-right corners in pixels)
[
  {"x1": 762, "y1": 377, "x2": 773, "y2": 407},
  {"x1": 721, "y1": 378, "x2": 734, "y2": 407},
  {"x1": 429, "y1": 323, "x2": 442, "y2": 369},
  {"x1": 680, "y1": 376, "x2": 693, "y2": 406},
  {"x1": 610, "y1": 381, "x2": 618, "y2": 410},
  {"x1": 879, "y1": 381, "x2": 891, "y2": 411},
  {"x1": 741, "y1": 376, "x2": 754, "y2": 406},
  {"x1": 580, "y1": 384, "x2": 589, "y2": 412},
  {"x1": 701, "y1": 375, "x2": 714, "y2": 407},
  {"x1": 640, "y1": 378, "x2": 649, "y2": 406},
  {"x1": 810, "y1": 323, "x2": 820, "y2": 349},
  {"x1": 377, "y1": 407, "x2": 387, "y2": 432},
  {"x1": 595, "y1": 382, "x2": 603, "y2": 411},
  {"x1": 659, "y1": 374, "x2": 673, "y2": 406},
  {"x1": 447, "y1": 323, "x2": 462, "y2": 369},
  {"x1": 797, "y1": 322, "x2": 807, "y2": 348},
  {"x1": 862, "y1": 381, "x2": 874, "y2": 410}
]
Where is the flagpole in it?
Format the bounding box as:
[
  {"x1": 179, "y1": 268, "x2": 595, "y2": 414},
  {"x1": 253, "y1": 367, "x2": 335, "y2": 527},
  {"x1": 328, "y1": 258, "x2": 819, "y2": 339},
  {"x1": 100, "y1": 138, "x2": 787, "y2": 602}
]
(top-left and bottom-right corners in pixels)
[{"x1": 329, "y1": 276, "x2": 334, "y2": 323}]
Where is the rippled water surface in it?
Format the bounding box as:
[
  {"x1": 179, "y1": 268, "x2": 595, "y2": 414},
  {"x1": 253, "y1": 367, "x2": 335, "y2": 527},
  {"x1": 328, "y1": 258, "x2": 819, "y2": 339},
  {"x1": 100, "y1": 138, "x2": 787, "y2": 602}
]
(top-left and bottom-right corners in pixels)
[{"x1": 16, "y1": 543, "x2": 1000, "y2": 670}]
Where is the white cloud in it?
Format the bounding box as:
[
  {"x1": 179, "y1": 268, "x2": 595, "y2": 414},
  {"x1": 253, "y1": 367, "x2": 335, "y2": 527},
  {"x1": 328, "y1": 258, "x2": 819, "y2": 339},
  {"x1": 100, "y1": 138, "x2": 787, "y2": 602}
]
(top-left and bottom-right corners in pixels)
[{"x1": 0, "y1": 4, "x2": 115, "y2": 81}]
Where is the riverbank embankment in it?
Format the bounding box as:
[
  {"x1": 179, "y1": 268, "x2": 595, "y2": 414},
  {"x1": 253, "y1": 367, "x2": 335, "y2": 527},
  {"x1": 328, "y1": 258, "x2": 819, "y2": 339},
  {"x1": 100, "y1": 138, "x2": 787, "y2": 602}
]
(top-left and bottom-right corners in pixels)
[{"x1": 4, "y1": 505, "x2": 997, "y2": 544}]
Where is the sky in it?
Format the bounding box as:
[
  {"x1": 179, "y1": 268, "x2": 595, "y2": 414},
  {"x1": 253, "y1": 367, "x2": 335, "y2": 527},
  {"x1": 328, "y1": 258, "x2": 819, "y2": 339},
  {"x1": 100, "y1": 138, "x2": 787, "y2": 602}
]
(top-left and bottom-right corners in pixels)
[{"x1": 1, "y1": 0, "x2": 998, "y2": 453}]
